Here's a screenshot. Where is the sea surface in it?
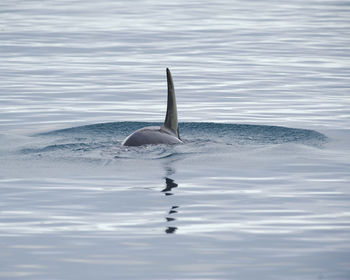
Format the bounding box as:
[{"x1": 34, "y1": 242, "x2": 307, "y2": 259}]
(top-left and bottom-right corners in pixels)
[{"x1": 1, "y1": 0, "x2": 350, "y2": 279}]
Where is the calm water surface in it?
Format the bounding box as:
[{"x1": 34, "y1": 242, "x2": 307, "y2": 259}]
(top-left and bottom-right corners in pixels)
[{"x1": 1, "y1": 0, "x2": 350, "y2": 279}]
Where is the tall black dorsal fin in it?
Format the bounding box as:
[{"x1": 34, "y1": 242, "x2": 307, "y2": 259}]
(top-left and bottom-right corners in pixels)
[{"x1": 163, "y1": 68, "x2": 180, "y2": 138}]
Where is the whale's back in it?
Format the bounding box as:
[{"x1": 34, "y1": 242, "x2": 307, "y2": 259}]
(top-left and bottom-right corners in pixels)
[{"x1": 122, "y1": 126, "x2": 182, "y2": 147}]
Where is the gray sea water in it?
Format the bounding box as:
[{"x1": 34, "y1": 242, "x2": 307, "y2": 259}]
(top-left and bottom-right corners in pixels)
[{"x1": 1, "y1": 0, "x2": 350, "y2": 279}]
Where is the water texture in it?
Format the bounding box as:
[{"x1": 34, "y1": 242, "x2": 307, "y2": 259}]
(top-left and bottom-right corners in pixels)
[{"x1": 1, "y1": 0, "x2": 350, "y2": 279}]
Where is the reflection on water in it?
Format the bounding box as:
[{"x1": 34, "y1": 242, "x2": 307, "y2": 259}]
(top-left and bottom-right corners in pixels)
[
  {"x1": 165, "y1": 226, "x2": 177, "y2": 234},
  {"x1": 161, "y1": 177, "x2": 178, "y2": 195},
  {"x1": 1, "y1": 145, "x2": 350, "y2": 279},
  {"x1": 162, "y1": 178, "x2": 179, "y2": 234}
]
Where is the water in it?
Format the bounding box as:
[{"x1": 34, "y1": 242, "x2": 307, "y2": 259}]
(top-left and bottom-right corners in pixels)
[{"x1": 1, "y1": 0, "x2": 350, "y2": 279}]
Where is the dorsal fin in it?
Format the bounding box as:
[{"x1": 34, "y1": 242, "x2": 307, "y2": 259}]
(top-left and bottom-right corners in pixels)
[{"x1": 163, "y1": 68, "x2": 180, "y2": 138}]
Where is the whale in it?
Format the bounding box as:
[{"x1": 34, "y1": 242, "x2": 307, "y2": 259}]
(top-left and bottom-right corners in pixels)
[{"x1": 122, "y1": 68, "x2": 183, "y2": 146}]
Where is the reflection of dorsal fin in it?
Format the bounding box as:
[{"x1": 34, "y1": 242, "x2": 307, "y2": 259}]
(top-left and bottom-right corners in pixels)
[{"x1": 163, "y1": 68, "x2": 180, "y2": 138}]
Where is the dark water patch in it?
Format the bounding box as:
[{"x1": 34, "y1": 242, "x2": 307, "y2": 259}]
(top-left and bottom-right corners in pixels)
[
  {"x1": 180, "y1": 122, "x2": 327, "y2": 146},
  {"x1": 22, "y1": 122, "x2": 327, "y2": 160},
  {"x1": 39, "y1": 121, "x2": 327, "y2": 145},
  {"x1": 38, "y1": 121, "x2": 139, "y2": 138}
]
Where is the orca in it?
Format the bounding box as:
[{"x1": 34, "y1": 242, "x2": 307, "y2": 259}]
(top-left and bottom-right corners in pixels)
[{"x1": 122, "y1": 68, "x2": 183, "y2": 146}]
